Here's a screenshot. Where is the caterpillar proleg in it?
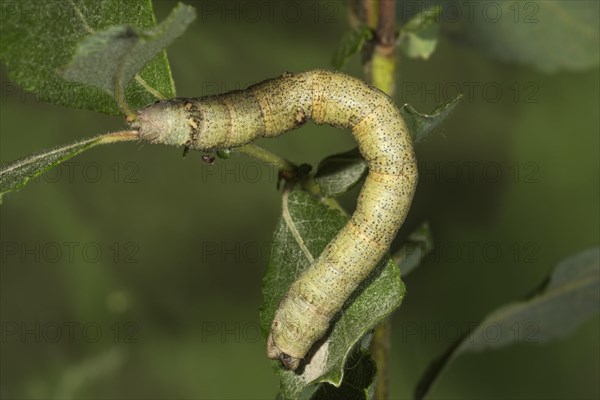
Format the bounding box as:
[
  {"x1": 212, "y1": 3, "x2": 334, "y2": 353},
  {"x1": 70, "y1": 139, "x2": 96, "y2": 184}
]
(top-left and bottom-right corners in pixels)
[{"x1": 132, "y1": 69, "x2": 418, "y2": 370}]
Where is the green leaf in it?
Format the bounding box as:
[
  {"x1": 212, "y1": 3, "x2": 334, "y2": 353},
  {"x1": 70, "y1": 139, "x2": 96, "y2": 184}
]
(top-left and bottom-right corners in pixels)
[
  {"x1": 260, "y1": 190, "x2": 405, "y2": 400},
  {"x1": 398, "y1": 6, "x2": 441, "y2": 60},
  {"x1": 442, "y1": 1, "x2": 600, "y2": 73},
  {"x1": 311, "y1": 347, "x2": 377, "y2": 400},
  {"x1": 331, "y1": 27, "x2": 373, "y2": 70},
  {"x1": 400, "y1": 94, "x2": 462, "y2": 143},
  {"x1": 314, "y1": 148, "x2": 367, "y2": 197},
  {"x1": 392, "y1": 222, "x2": 434, "y2": 277},
  {"x1": 0, "y1": 131, "x2": 137, "y2": 199},
  {"x1": 415, "y1": 247, "x2": 600, "y2": 400},
  {"x1": 61, "y1": 3, "x2": 196, "y2": 110},
  {"x1": 0, "y1": 0, "x2": 185, "y2": 114}
]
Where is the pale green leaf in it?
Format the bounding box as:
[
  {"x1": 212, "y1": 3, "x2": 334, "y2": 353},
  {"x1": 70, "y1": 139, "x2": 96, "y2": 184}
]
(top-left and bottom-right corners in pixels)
[{"x1": 398, "y1": 6, "x2": 441, "y2": 60}]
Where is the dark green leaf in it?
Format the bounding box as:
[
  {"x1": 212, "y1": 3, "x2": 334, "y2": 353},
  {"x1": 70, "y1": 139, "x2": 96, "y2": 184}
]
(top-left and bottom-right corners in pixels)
[
  {"x1": 61, "y1": 3, "x2": 196, "y2": 105},
  {"x1": 311, "y1": 348, "x2": 377, "y2": 400},
  {"x1": 398, "y1": 6, "x2": 441, "y2": 59},
  {"x1": 0, "y1": 131, "x2": 137, "y2": 199},
  {"x1": 442, "y1": 1, "x2": 599, "y2": 73},
  {"x1": 0, "y1": 0, "x2": 185, "y2": 114},
  {"x1": 400, "y1": 95, "x2": 462, "y2": 143},
  {"x1": 314, "y1": 148, "x2": 367, "y2": 197},
  {"x1": 392, "y1": 222, "x2": 434, "y2": 277},
  {"x1": 260, "y1": 190, "x2": 405, "y2": 400},
  {"x1": 416, "y1": 247, "x2": 600, "y2": 400},
  {"x1": 331, "y1": 27, "x2": 373, "y2": 70}
]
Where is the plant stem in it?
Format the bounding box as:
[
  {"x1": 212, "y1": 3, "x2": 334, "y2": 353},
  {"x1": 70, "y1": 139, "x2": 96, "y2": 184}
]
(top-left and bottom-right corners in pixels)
[
  {"x1": 362, "y1": 0, "x2": 397, "y2": 96},
  {"x1": 371, "y1": 319, "x2": 391, "y2": 400},
  {"x1": 372, "y1": 0, "x2": 397, "y2": 96},
  {"x1": 377, "y1": 0, "x2": 397, "y2": 48},
  {"x1": 360, "y1": 1, "x2": 398, "y2": 399},
  {"x1": 363, "y1": 0, "x2": 380, "y2": 30},
  {"x1": 233, "y1": 143, "x2": 348, "y2": 214},
  {"x1": 234, "y1": 143, "x2": 297, "y2": 176},
  {"x1": 99, "y1": 130, "x2": 140, "y2": 144}
]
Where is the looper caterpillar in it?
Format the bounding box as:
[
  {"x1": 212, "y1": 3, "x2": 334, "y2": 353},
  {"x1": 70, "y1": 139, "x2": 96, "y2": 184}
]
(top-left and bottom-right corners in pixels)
[{"x1": 131, "y1": 69, "x2": 418, "y2": 370}]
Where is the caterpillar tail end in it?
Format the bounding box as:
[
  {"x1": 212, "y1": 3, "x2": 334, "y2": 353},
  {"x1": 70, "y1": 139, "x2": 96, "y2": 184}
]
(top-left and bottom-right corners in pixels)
[{"x1": 267, "y1": 331, "x2": 301, "y2": 370}]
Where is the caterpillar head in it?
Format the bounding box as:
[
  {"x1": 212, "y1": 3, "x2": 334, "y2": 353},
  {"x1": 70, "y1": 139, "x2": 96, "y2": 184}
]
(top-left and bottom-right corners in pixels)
[
  {"x1": 130, "y1": 99, "x2": 191, "y2": 148},
  {"x1": 267, "y1": 330, "x2": 301, "y2": 370}
]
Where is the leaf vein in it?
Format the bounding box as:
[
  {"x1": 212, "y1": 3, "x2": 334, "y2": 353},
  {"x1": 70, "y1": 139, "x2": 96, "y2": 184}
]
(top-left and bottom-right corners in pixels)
[{"x1": 282, "y1": 190, "x2": 315, "y2": 264}]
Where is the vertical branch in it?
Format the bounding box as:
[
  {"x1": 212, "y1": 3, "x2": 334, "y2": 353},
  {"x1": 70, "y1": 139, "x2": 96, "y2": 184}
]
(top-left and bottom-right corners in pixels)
[
  {"x1": 370, "y1": 0, "x2": 397, "y2": 96},
  {"x1": 359, "y1": 1, "x2": 398, "y2": 399},
  {"x1": 362, "y1": 0, "x2": 397, "y2": 97},
  {"x1": 377, "y1": 0, "x2": 397, "y2": 50},
  {"x1": 371, "y1": 319, "x2": 392, "y2": 400},
  {"x1": 363, "y1": 0, "x2": 380, "y2": 30}
]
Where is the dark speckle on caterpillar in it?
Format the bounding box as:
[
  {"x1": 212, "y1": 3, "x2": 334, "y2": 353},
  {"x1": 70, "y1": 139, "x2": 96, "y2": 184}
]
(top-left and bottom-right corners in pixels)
[{"x1": 131, "y1": 69, "x2": 418, "y2": 371}]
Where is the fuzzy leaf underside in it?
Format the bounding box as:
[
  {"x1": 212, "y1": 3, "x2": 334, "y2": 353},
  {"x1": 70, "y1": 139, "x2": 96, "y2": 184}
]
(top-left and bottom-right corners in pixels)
[
  {"x1": 0, "y1": 133, "x2": 130, "y2": 199},
  {"x1": 0, "y1": 132, "x2": 137, "y2": 199}
]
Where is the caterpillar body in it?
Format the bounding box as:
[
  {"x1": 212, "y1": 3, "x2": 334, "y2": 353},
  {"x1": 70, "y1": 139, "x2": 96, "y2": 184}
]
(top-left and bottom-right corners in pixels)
[{"x1": 132, "y1": 69, "x2": 418, "y2": 370}]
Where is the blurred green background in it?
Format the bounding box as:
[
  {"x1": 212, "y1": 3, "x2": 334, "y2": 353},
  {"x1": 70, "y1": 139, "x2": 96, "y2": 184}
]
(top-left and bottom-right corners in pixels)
[{"x1": 1, "y1": 0, "x2": 598, "y2": 399}]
